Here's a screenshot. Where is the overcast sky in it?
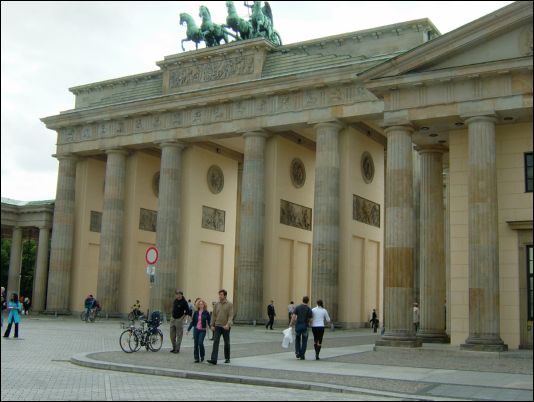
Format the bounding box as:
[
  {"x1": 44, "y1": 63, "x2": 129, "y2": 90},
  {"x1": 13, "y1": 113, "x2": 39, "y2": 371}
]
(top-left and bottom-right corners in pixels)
[{"x1": 1, "y1": 1, "x2": 513, "y2": 201}]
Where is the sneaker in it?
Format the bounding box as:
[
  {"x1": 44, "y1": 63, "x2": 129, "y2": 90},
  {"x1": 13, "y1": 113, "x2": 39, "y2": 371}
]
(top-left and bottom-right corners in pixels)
[
  {"x1": 295, "y1": 354, "x2": 300, "y2": 359},
  {"x1": 300, "y1": 356, "x2": 305, "y2": 360},
  {"x1": 201, "y1": 358, "x2": 204, "y2": 362},
  {"x1": 315, "y1": 356, "x2": 320, "y2": 360},
  {"x1": 224, "y1": 359, "x2": 230, "y2": 364},
  {"x1": 194, "y1": 360, "x2": 200, "y2": 363},
  {"x1": 207, "y1": 360, "x2": 217, "y2": 365}
]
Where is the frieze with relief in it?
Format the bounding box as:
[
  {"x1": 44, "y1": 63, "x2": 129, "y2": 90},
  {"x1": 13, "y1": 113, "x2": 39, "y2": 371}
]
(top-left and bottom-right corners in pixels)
[
  {"x1": 58, "y1": 82, "x2": 375, "y2": 145},
  {"x1": 89, "y1": 211, "x2": 102, "y2": 233},
  {"x1": 353, "y1": 194, "x2": 380, "y2": 228},
  {"x1": 280, "y1": 199, "x2": 312, "y2": 231},
  {"x1": 202, "y1": 206, "x2": 225, "y2": 232},
  {"x1": 139, "y1": 208, "x2": 157, "y2": 232},
  {"x1": 169, "y1": 55, "x2": 254, "y2": 89}
]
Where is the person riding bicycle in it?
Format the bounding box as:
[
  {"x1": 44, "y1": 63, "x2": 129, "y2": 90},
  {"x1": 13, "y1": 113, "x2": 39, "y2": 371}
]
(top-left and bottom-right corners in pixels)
[
  {"x1": 93, "y1": 299, "x2": 102, "y2": 318},
  {"x1": 84, "y1": 294, "x2": 95, "y2": 322}
]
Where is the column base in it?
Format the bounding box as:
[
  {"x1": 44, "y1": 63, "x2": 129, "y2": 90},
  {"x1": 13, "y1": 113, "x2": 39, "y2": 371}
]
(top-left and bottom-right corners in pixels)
[
  {"x1": 375, "y1": 337, "x2": 422, "y2": 348},
  {"x1": 460, "y1": 343, "x2": 508, "y2": 352},
  {"x1": 42, "y1": 310, "x2": 71, "y2": 316},
  {"x1": 417, "y1": 332, "x2": 450, "y2": 344},
  {"x1": 461, "y1": 335, "x2": 508, "y2": 352}
]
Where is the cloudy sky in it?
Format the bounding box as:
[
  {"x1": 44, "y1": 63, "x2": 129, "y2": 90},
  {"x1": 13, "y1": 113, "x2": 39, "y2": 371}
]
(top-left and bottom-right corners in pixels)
[{"x1": 1, "y1": 1, "x2": 513, "y2": 201}]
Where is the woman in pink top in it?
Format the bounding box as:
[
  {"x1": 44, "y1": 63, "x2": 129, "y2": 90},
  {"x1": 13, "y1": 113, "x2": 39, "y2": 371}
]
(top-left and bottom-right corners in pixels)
[{"x1": 187, "y1": 299, "x2": 211, "y2": 363}]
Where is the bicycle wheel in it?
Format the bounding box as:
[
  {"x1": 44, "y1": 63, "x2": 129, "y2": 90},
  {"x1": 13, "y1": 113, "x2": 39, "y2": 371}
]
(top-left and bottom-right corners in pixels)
[
  {"x1": 120, "y1": 329, "x2": 136, "y2": 353},
  {"x1": 131, "y1": 330, "x2": 142, "y2": 352},
  {"x1": 80, "y1": 312, "x2": 85, "y2": 321},
  {"x1": 147, "y1": 329, "x2": 163, "y2": 352},
  {"x1": 127, "y1": 312, "x2": 134, "y2": 321}
]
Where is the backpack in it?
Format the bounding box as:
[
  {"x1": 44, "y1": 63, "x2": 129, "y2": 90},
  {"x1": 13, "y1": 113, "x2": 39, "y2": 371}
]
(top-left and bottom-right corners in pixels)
[{"x1": 148, "y1": 310, "x2": 162, "y2": 330}]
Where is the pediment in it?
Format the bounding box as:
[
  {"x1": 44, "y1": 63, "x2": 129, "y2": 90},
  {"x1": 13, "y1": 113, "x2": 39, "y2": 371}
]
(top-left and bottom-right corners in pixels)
[
  {"x1": 359, "y1": 1, "x2": 533, "y2": 82},
  {"x1": 411, "y1": 22, "x2": 532, "y2": 73}
]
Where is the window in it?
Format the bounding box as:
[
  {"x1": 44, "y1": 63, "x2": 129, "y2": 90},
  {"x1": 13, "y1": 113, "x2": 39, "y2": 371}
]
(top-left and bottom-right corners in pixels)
[
  {"x1": 525, "y1": 153, "x2": 533, "y2": 193},
  {"x1": 528, "y1": 245, "x2": 533, "y2": 321}
]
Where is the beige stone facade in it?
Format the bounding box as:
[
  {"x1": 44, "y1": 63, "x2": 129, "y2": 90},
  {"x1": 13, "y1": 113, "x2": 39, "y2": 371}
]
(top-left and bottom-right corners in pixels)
[{"x1": 2, "y1": 2, "x2": 530, "y2": 348}]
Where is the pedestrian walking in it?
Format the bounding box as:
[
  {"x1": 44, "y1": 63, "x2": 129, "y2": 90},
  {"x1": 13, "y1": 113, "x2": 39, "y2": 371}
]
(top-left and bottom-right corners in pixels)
[
  {"x1": 207, "y1": 289, "x2": 233, "y2": 365},
  {"x1": 208, "y1": 301, "x2": 216, "y2": 340},
  {"x1": 287, "y1": 301, "x2": 295, "y2": 325},
  {"x1": 23, "y1": 296, "x2": 31, "y2": 315},
  {"x1": 413, "y1": 302, "x2": 420, "y2": 333},
  {"x1": 311, "y1": 299, "x2": 331, "y2": 360},
  {"x1": 3, "y1": 293, "x2": 22, "y2": 338},
  {"x1": 370, "y1": 308, "x2": 379, "y2": 333},
  {"x1": 187, "y1": 299, "x2": 211, "y2": 363},
  {"x1": 185, "y1": 299, "x2": 194, "y2": 325},
  {"x1": 266, "y1": 300, "x2": 275, "y2": 330},
  {"x1": 290, "y1": 296, "x2": 313, "y2": 360},
  {"x1": 169, "y1": 290, "x2": 191, "y2": 354},
  {"x1": 1, "y1": 286, "x2": 6, "y2": 327}
]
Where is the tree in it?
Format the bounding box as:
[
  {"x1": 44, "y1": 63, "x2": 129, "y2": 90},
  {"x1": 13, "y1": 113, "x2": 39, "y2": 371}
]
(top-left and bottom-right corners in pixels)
[
  {"x1": 1, "y1": 239, "x2": 11, "y2": 289},
  {"x1": 20, "y1": 240, "x2": 37, "y2": 299}
]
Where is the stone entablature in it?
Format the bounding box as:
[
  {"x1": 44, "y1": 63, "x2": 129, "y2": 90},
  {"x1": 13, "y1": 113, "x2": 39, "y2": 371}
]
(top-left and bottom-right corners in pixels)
[
  {"x1": 1, "y1": 199, "x2": 54, "y2": 229},
  {"x1": 51, "y1": 79, "x2": 378, "y2": 149}
]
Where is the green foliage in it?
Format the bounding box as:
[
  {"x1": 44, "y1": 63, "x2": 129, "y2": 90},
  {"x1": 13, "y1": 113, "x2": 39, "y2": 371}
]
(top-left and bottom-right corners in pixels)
[
  {"x1": 1, "y1": 239, "x2": 11, "y2": 289},
  {"x1": 0, "y1": 239, "x2": 37, "y2": 298},
  {"x1": 20, "y1": 240, "x2": 36, "y2": 298}
]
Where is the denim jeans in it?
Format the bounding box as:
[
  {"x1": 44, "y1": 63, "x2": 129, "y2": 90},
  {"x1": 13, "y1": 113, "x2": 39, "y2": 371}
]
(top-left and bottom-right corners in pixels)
[
  {"x1": 193, "y1": 328, "x2": 207, "y2": 361},
  {"x1": 295, "y1": 324, "x2": 309, "y2": 358}
]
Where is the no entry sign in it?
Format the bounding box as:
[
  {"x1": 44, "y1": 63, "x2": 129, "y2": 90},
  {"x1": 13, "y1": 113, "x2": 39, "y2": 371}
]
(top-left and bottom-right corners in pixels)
[{"x1": 145, "y1": 246, "x2": 159, "y2": 265}]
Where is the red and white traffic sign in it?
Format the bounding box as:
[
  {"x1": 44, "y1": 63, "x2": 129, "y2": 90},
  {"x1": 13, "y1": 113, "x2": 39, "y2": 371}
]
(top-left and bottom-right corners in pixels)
[{"x1": 145, "y1": 246, "x2": 159, "y2": 265}]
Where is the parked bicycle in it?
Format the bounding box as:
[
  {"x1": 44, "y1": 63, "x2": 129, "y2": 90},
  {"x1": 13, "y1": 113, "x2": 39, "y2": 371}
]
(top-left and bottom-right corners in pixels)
[{"x1": 120, "y1": 311, "x2": 163, "y2": 353}]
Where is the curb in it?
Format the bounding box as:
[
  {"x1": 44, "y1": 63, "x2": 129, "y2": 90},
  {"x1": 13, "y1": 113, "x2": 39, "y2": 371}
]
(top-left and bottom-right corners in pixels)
[{"x1": 70, "y1": 352, "x2": 463, "y2": 401}]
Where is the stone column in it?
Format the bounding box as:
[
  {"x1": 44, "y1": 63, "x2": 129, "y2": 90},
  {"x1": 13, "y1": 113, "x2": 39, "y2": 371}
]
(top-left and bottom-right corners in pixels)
[
  {"x1": 150, "y1": 141, "x2": 184, "y2": 315},
  {"x1": 376, "y1": 125, "x2": 421, "y2": 347},
  {"x1": 235, "y1": 131, "x2": 268, "y2": 323},
  {"x1": 7, "y1": 226, "x2": 23, "y2": 296},
  {"x1": 32, "y1": 226, "x2": 51, "y2": 312},
  {"x1": 416, "y1": 145, "x2": 449, "y2": 343},
  {"x1": 311, "y1": 121, "x2": 343, "y2": 321},
  {"x1": 96, "y1": 149, "x2": 128, "y2": 316},
  {"x1": 46, "y1": 154, "x2": 77, "y2": 313},
  {"x1": 461, "y1": 115, "x2": 507, "y2": 351}
]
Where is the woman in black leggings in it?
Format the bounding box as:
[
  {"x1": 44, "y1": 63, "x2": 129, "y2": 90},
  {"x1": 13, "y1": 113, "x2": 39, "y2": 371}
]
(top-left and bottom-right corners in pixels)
[{"x1": 311, "y1": 299, "x2": 331, "y2": 360}]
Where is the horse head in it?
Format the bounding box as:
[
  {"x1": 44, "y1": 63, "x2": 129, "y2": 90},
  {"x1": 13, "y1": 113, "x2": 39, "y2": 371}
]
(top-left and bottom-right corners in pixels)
[
  {"x1": 199, "y1": 5, "x2": 212, "y2": 22},
  {"x1": 180, "y1": 13, "x2": 193, "y2": 27}
]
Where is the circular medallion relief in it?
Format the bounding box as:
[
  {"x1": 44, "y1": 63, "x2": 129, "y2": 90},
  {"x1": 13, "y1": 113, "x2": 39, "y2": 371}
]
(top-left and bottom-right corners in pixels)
[
  {"x1": 361, "y1": 152, "x2": 375, "y2": 184},
  {"x1": 207, "y1": 165, "x2": 224, "y2": 194},
  {"x1": 290, "y1": 158, "x2": 306, "y2": 188},
  {"x1": 152, "y1": 172, "x2": 160, "y2": 197}
]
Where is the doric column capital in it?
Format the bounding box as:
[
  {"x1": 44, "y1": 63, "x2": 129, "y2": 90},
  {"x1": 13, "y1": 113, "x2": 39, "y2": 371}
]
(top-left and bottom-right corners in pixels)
[
  {"x1": 461, "y1": 114, "x2": 497, "y2": 126},
  {"x1": 414, "y1": 144, "x2": 449, "y2": 154},
  {"x1": 383, "y1": 124, "x2": 415, "y2": 136},
  {"x1": 242, "y1": 130, "x2": 269, "y2": 140},
  {"x1": 103, "y1": 147, "x2": 129, "y2": 157},
  {"x1": 156, "y1": 139, "x2": 186, "y2": 150},
  {"x1": 53, "y1": 153, "x2": 79, "y2": 162},
  {"x1": 313, "y1": 121, "x2": 344, "y2": 132}
]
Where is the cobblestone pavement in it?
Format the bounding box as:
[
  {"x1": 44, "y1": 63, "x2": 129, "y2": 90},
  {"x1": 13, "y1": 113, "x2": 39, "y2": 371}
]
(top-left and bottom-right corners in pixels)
[{"x1": 0, "y1": 316, "x2": 392, "y2": 401}]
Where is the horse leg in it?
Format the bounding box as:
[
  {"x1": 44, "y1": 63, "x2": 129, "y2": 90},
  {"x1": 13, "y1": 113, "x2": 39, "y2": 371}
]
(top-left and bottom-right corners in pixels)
[{"x1": 181, "y1": 39, "x2": 187, "y2": 52}]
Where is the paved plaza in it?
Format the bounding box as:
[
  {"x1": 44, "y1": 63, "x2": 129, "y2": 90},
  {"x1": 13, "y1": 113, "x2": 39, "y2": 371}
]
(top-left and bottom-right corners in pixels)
[{"x1": 1, "y1": 316, "x2": 532, "y2": 401}]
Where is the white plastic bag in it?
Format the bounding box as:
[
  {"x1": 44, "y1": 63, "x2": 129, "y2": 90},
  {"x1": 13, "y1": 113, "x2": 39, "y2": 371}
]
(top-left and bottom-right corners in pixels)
[{"x1": 282, "y1": 327, "x2": 293, "y2": 348}]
